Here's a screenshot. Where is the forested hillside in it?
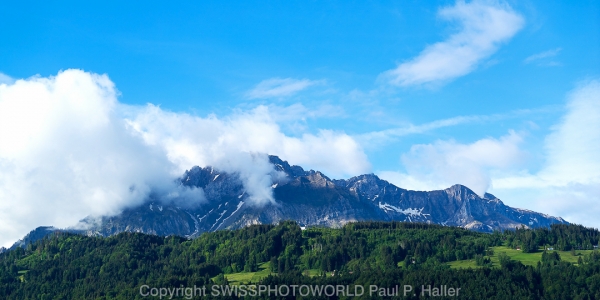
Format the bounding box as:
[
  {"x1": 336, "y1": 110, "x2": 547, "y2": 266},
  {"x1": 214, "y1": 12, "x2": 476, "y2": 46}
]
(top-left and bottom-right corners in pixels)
[{"x1": 1, "y1": 222, "x2": 600, "y2": 299}]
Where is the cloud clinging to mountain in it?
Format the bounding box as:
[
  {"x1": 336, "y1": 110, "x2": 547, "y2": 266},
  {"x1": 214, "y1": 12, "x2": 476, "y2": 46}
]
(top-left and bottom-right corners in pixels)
[
  {"x1": 379, "y1": 130, "x2": 525, "y2": 196},
  {"x1": 0, "y1": 70, "x2": 369, "y2": 248}
]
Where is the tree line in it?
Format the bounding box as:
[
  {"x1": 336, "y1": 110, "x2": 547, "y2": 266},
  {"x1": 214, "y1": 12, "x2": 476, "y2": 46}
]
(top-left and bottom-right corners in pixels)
[{"x1": 0, "y1": 221, "x2": 599, "y2": 299}]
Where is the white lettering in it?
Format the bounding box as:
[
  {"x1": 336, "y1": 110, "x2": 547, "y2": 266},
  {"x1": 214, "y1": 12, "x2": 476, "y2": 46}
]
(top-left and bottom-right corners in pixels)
[
  {"x1": 404, "y1": 285, "x2": 413, "y2": 296},
  {"x1": 299, "y1": 285, "x2": 310, "y2": 296},
  {"x1": 324, "y1": 285, "x2": 335, "y2": 297},
  {"x1": 421, "y1": 285, "x2": 431, "y2": 296},
  {"x1": 369, "y1": 285, "x2": 378, "y2": 296},
  {"x1": 140, "y1": 285, "x2": 150, "y2": 296}
]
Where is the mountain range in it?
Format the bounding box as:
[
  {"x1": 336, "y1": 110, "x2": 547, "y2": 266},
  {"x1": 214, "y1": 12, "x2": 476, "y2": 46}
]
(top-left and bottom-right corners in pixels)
[{"x1": 8, "y1": 155, "x2": 567, "y2": 249}]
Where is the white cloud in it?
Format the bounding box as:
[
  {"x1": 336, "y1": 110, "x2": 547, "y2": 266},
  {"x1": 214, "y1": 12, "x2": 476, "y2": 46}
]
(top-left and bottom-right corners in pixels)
[
  {"x1": 540, "y1": 80, "x2": 600, "y2": 185},
  {"x1": 489, "y1": 80, "x2": 600, "y2": 226},
  {"x1": 246, "y1": 77, "x2": 321, "y2": 99},
  {"x1": 524, "y1": 48, "x2": 562, "y2": 64},
  {"x1": 491, "y1": 79, "x2": 600, "y2": 189},
  {"x1": 0, "y1": 69, "x2": 370, "y2": 247},
  {"x1": 534, "y1": 184, "x2": 600, "y2": 227},
  {"x1": 376, "y1": 79, "x2": 599, "y2": 228},
  {"x1": 376, "y1": 79, "x2": 600, "y2": 226},
  {"x1": 377, "y1": 171, "x2": 448, "y2": 192},
  {"x1": 0, "y1": 70, "x2": 191, "y2": 248},
  {"x1": 0, "y1": 72, "x2": 14, "y2": 85},
  {"x1": 380, "y1": 0, "x2": 524, "y2": 87},
  {"x1": 266, "y1": 103, "x2": 345, "y2": 123},
  {"x1": 359, "y1": 115, "x2": 487, "y2": 147},
  {"x1": 379, "y1": 131, "x2": 525, "y2": 196},
  {"x1": 358, "y1": 107, "x2": 547, "y2": 148},
  {"x1": 127, "y1": 104, "x2": 370, "y2": 180},
  {"x1": 259, "y1": 103, "x2": 346, "y2": 134}
]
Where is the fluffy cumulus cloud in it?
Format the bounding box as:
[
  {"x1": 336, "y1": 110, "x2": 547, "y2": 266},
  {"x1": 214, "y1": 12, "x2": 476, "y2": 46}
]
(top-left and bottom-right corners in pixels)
[
  {"x1": 379, "y1": 131, "x2": 525, "y2": 196},
  {"x1": 490, "y1": 80, "x2": 600, "y2": 226},
  {"x1": 0, "y1": 70, "x2": 369, "y2": 247},
  {"x1": 246, "y1": 77, "x2": 322, "y2": 99},
  {"x1": 380, "y1": 0, "x2": 524, "y2": 87},
  {"x1": 126, "y1": 104, "x2": 370, "y2": 180},
  {"x1": 0, "y1": 70, "x2": 205, "y2": 248}
]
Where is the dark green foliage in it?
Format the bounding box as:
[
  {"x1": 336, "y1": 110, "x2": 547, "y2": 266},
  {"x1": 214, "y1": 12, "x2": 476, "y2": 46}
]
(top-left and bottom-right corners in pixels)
[
  {"x1": 0, "y1": 222, "x2": 599, "y2": 299},
  {"x1": 474, "y1": 254, "x2": 492, "y2": 267},
  {"x1": 506, "y1": 224, "x2": 600, "y2": 252},
  {"x1": 498, "y1": 252, "x2": 511, "y2": 267},
  {"x1": 541, "y1": 250, "x2": 561, "y2": 265}
]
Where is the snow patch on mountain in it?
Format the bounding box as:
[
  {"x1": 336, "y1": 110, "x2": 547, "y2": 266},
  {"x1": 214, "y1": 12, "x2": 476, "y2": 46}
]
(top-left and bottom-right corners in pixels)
[
  {"x1": 216, "y1": 201, "x2": 245, "y2": 230},
  {"x1": 378, "y1": 203, "x2": 428, "y2": 217},
  {"x1": 210, "y1": 210, "x2": 228, "y2": 231}
]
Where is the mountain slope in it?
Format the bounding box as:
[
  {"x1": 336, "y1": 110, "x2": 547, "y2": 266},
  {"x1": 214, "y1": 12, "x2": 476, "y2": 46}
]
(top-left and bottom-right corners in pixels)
[
  {"x1": 12, "y1": 155, "x2": 568, "y2": 248},
  {"x1": 73, "y1": 155, "x2": 566, "y2": 239}
]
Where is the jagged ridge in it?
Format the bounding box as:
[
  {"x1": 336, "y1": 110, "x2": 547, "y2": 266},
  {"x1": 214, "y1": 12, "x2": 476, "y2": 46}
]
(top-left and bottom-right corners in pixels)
[{"x1": 13, "y1": 155, "x2": 568, "y2": 248}]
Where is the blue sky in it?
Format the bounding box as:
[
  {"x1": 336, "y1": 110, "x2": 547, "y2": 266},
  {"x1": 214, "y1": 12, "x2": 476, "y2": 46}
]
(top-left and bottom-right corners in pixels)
[{"x1": 0, "y1": 0, "x2": 599, "y2": 246}]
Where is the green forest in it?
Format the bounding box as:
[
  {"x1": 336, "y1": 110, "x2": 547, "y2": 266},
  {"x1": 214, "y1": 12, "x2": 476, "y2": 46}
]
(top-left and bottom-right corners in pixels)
[{"x1": 1, "y1": 221, "x2": 600, "y2": 299}]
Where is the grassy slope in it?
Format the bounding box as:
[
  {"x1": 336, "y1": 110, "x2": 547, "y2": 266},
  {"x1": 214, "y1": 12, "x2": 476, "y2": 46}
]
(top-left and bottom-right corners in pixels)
[
  {"x1": 223, "y1": 266, "x2": 330, "y2": 284},
  {"x1": 220, "y1": 246, "x2": 595, "y2": 278},
  {"x1": 222, "y1": 262, "x2": 274, "y2": 284},
  {"x1": 447, "y1": 246, "x2": 594, "y2": 269}
]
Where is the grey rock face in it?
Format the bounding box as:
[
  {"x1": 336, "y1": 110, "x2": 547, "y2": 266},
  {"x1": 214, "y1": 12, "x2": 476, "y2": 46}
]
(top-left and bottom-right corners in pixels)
[
  {"x1": 76, "y1": 155, "x2": 567, "y2": 238},
  {"x1": 14, "y1": 155, "x2": 568, "y2": 248}
]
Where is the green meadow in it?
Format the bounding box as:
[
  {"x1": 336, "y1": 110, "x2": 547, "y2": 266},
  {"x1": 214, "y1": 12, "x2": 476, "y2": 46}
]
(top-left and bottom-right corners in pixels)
[
  {"x1": 222, "y1": 265, "x2": 331, "y2": 284},
  {"x1": 221, "y1": 244, "x2": 595, "y2": 281},
  {"x1": 447, "y1": 246, "x2": 595, "y2": 269},
  {"x1": 220, "y1": 262, "x2": 274, "y2": 284}
]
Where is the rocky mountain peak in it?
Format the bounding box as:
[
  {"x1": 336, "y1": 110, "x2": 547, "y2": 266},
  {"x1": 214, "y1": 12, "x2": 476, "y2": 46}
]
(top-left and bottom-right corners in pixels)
[
  {"x1": 305, "y1": 171, "x2": 334, "y2": 188},
  {"x1": 10, "y1": 154, "x2": 570, "y2": 249},
  {"x1": 269, "y1": 155, "x2": 308, "y2": 178},
  {"x1": 483, "y1": 192, "x2": 499, "y2": 201},
  {"x1": 444, "y1": 184, "x2": 481, "y2": 200}
]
